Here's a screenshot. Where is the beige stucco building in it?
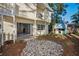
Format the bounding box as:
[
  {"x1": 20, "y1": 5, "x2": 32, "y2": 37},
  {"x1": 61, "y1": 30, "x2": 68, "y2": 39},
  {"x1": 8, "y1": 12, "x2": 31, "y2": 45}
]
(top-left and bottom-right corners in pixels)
[{"x1": 0, "y1": 3, "x2": 53, "y2": 45}]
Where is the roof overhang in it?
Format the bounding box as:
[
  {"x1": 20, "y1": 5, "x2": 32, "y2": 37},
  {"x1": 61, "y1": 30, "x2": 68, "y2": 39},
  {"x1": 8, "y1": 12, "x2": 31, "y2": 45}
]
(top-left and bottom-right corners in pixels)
[{"x1": 43, "y1": 4, "x2": 53, "y2": 12}]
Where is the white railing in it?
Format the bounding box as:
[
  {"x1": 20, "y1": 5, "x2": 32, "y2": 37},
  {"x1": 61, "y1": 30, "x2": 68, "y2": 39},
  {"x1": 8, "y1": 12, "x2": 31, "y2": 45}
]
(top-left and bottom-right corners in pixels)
[
  {"x1": 18, "y1": 11, "x2": 36, "y2": 20},
  {"x1": 17, "y1": 10, "x2": 51, "y2": 23},
  {"x1": 0, "y1": 7, "x2": 13, "y2": 16},
  {"x1": 36, "y1": 12, "x2": 51, "y2": 23},
  {"x1": 36, "y1": 12, "x2": 43, "y2": 19}
]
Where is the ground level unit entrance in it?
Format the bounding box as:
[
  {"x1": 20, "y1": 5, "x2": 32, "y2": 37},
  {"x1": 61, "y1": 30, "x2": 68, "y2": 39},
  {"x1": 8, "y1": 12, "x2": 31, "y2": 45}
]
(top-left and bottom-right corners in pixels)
[{"x1": 17, "y1": 23, "x2": 33, "y2": 37}]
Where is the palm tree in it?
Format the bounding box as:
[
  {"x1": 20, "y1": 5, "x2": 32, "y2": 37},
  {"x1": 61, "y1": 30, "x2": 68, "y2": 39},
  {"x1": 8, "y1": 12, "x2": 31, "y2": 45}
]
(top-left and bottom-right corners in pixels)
[
  {"x1": 48, "y1": 3, "x2": 68, "y2": 33},
  {"x1": 71, "y1": 13, "x2": 79, "y2": 24},
  {"x1": 71, "y1": 6, "x2": 79, "y2": 33}
]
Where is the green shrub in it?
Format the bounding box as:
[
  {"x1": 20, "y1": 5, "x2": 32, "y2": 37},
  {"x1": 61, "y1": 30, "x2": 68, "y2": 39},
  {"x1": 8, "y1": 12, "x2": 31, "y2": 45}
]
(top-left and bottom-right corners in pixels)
[{"x1": 74, "y1": 32, "x2": 79, "y2": 36}]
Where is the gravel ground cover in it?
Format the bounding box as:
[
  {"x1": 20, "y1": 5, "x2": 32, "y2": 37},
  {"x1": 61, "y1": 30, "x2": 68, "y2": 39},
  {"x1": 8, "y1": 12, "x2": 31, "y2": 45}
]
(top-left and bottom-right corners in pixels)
[{"x1": 21, "y1": 39, "x2": 63, "y2": 56}]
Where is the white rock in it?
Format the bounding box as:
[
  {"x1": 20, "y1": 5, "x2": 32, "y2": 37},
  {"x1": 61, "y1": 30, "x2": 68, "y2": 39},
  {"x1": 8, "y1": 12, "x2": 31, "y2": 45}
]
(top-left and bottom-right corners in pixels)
[{"x1": 21, "y1": 39, "x2": 63, "y2": 56}]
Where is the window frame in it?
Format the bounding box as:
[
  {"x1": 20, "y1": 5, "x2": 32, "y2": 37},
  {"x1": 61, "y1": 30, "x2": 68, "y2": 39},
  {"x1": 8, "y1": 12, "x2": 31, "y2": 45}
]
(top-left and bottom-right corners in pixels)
[{"x1": 37, "y1": 24, "x2": 45, "y2": 30}]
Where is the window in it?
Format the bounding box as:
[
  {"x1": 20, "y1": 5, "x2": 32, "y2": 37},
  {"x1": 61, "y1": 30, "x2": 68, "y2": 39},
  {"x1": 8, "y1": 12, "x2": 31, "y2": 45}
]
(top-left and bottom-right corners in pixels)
[{"x1": 37, "y1": 25, "x2": 45, "y2": 30}]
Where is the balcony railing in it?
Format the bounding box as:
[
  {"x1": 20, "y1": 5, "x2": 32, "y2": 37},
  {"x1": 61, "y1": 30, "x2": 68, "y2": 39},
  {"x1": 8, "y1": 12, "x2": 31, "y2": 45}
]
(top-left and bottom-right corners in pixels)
[
  {"x1": 17, "y1": 11, "x2": 36, "y2": 20},
  {"x1": 36, "y1": 12, "x2": 51, "y2": 22},
  {"x1": 36, "y1": 12, "x2": 43, "y2": 19},
  {"x1": 0, "y1": 7, "x2": 13, "y2": 16}
]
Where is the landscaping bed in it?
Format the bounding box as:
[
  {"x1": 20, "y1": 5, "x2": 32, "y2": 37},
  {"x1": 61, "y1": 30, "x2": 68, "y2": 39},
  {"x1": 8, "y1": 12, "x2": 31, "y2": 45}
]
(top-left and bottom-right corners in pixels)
[
  {"x1": 36, "y1": 34, "x2": 67, "y2": 43},
  {"x1": 1, "y1": 33, "x2": 79, "y2": 56},
  {"x1": 36, "y1": 34, "x2": 78, "y2": 56},
  {"x1": 21, "y1": 39, "x2": 63, "y2": 56},
  {"x1": 36, "y1": 34, "x2": 68, "y2": 48},
  {"x1": 0, "y1": 40, "x2": 26, "y2": 56},
  {"x1": 69, "y1": 34, "x2": 79, "y2": 55},
  {"x1": 63, "y1": 34, "x2": 79, "y2": 56},
  {"x1": 73, "y1": 32, "x2": 79, "y2": 36}
]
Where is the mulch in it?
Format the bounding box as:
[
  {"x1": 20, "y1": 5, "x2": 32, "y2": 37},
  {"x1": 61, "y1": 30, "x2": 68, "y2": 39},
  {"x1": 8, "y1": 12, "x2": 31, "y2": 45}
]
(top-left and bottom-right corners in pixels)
[
  {"x1": 63, "y1": 34, "x2": 79, "y2": 56},
  {"x1": 1, "y1": 34, "x2": 79, "y2": 56},
  {"x1": 0, "y1": 40, "x2": 26, "y2": 56},
  {"x1": 36, "y1": 34, "x2": 79, "y2": 56}
]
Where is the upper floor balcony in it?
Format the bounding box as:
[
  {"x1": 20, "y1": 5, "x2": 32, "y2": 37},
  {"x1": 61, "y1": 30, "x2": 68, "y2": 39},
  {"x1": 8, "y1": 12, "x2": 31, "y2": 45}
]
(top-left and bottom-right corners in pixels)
[
  {"x1": 16, "y1": 3, "x2": 37, "y2": 20},
  {"x1": 17, "y1": 11, "x2": 51, "y2": 23},
  {"x1": 0, "y1": 4, "x2": 14, "y2": 16},
  {"x1": 0, "y1": 3, "x2": 52, "y2": 23},
  {"x1": 0, "y1": 7, "x2": 13, "y2": 16},
  {"x1": 36, "y1": 11, "x2": 51, "y2": 23},
  {"x1": 36, "y1": 12, "x2": 44, "y2": 20},
  {"x1": 17, "y1": 11, "x2": 37, "y2": 20},
  {"x1": 36, "y1": 4, "x2": 52, "y2": 23}
]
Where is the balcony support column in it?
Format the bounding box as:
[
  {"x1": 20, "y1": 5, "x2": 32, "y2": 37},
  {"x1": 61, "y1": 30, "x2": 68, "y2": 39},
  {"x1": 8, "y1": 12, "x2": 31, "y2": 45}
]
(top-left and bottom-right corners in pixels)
[
  {"x1": 12, "y1": 4, "x2": 17, "y2": 44},
  {"x1": 13, "y1": 16, "x2": 17, "y2": 43},
  {"x1": 45, "y1": 22, "x2": 48, "y2": 35},
  {"x1": 33, "y1": 20, "x2": 37, "y2": 37},
  {"x1": 1, "y1": 15, "x2": 4, "y2": 45}
]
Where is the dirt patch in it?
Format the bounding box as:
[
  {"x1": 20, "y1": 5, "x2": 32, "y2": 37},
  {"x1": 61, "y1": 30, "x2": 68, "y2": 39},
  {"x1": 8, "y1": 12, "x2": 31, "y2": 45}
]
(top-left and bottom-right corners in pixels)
[
  {"x1": 36, "y1": 34, "x2": 79, "y2": 56},
  {"x1": 63, "y1": 34, "x2": 79, "y2": 56},
  {"x1": 0, "y1": 40, "x2": 26, "y2": 56}
]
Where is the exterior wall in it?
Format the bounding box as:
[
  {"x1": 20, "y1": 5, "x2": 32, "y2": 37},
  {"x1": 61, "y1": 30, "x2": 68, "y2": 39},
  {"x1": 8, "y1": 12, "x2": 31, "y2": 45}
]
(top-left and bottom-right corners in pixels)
[
  {"x1": 44, "y1": 23, "x2": 49, "y2": 34},
  {"x1": 36, "y1": 4, "x2": 51, "y2": 23},
  {"x1": 0, "y1": 3, "x2": 17, "y2": 42},
  {"x1": 16, "y1": 16, "x2": 49, "y2": 36},
  {"x1": 16, "y1": 16, "x2": 34, "y2": 24},
  {"x1": 32, "y1": 21, "x2": 37, "y2": 36},
  {"x1": 35, "y1": 21, "x2": 49, "y2": 36},
  {"x1": 0, "y1": 4, "x2": 14, "y2": 16},
  {"x1": 0, "y1": 15, "x2": 3, "y2": 45},
  {"x1": 3, "y1": 16, "x2": 14, "y2": 41},
  {"x1": 54, "y1": 29, "x2": 64, "y2": 35},
  {"x1": 0, "y1": 3, "x2": 52, "y2": 44},
  {"x1": 55, "y1": 29, "x2": 59, "y2": 34},
  {"x1": 35, "y1": 24, "x2": 48, "y2": 36},
  {"x1": 16, "y1": 3, "x2": 37, "y2": 21}
]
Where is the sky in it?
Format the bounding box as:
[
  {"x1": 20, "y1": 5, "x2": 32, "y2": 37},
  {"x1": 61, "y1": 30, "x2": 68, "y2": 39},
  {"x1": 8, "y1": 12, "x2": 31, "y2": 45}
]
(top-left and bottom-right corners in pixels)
[{"x1": 62, "y1": 3, "x2": 79, "y2": 23}]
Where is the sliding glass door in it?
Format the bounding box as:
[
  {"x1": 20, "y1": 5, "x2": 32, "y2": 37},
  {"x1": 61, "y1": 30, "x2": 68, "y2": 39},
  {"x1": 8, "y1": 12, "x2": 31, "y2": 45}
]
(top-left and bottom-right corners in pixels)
[{"x1": 17, "y1": 23, "x2": 32, "y2": 35}]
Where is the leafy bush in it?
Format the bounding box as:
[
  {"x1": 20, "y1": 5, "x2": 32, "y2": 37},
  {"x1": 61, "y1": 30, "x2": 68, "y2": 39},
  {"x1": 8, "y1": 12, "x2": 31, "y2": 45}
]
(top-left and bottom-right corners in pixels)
[
  {"x1": 74, "y1": 32, "x2": 79, "y2": 36},
  {"x1": 36, "y1": 33, "x2": 67, "y2": 43}
]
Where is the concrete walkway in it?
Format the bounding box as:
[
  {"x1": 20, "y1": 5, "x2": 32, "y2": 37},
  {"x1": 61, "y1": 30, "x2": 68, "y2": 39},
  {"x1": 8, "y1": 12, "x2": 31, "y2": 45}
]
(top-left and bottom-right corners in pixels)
[{"x1": 17, "y1": 34, "x2": 35, "y2": 41}]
